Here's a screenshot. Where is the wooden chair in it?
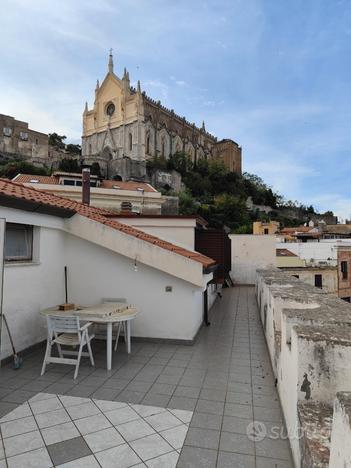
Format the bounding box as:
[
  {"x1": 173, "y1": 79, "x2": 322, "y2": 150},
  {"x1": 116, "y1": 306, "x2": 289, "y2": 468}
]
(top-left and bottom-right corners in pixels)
[{"x1": 41, "y1": 315, "x2": 95, "y2": 379}]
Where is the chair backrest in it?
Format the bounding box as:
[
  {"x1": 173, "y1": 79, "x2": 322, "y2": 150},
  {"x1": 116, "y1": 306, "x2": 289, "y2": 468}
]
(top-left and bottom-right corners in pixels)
[
  {"x1": 47, "y1": 315, "x2": 80, "y2": 335},
  {"x1": 102, "y1": 297, "x2": 127, "y2": 303}
]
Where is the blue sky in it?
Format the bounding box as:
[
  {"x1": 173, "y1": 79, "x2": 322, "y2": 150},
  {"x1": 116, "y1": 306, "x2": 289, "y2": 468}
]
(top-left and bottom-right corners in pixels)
[{"x1": 1, "y1": 0, "x2": 351, "y2": 219}]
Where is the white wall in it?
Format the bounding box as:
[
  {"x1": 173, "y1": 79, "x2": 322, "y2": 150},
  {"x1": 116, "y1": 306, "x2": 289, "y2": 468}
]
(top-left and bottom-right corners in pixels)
[
  {"x1": 276, "y1": 241, "x2": 337, "y2": 265},
  {"x1": 65, "y1": 234, "x2": 204, "y2": 341},
  {"x1": 230, "y1": 234, "x2": 276, "y2": 284},
  {"x1": 330, "y1": 394, "x2": 351, "y2": 468},
  {"x1": 114, "y1": 217, "x2": 196, "y2": 250}
]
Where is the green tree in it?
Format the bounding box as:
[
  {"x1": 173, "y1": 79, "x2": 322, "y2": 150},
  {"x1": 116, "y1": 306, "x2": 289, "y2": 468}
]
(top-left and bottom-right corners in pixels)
[
  {"x1": 48, "y1": 133, "x2": 66, "y2": 149},
  {"x1": 58, "y1": 158, "x2": 80, "y2": 173},
  {"x1": 66, "y1": 143, "x2": 81, "y2": 155},
  {"x1": 0, "y1": 161, "x2": 49, "y2": 179}
]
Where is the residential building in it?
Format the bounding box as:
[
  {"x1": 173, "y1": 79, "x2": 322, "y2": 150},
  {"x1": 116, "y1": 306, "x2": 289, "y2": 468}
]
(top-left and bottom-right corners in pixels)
[
  {"x1": 12, "y1": 172, "x2": 166, "y2": 214},
  {"x1": 336, "y1": 244, "x2": 351, "y2": 302},
  {"x1": 276, "y1": 248, "x2": 305, "y2": 267},
  {"x1": 253, "y1": 220, "x2": 279, "y2": 235},
  {"x1": 0, "y1": 178, "x2": 218, "y2": 359},
  {"x1": 81, "y1": 51, "x2": 242, "y2": 180},
  {"x1": 278, "y1": 265, "x2": 338, "y2": 295},
  {"x1": 0, "y1": 113, "x2": 48, "y2": 162}
]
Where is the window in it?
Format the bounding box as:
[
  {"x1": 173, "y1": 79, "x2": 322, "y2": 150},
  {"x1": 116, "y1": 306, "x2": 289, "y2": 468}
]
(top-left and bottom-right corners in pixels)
[
  {"x1": 341, "y1": 261, "x2": 348, "y2": 280},
  {"x1": 264, "y1": 228, "x2": 269, "y2": 235},
  {"x1": 5, "y1": 223, "x2": 33, "y2": 262},
  {"x1": 292, "y1": 274, "x2": 299, "y2": 279},
  {"x1": 35, "y1": 138, "x2": 39, "y2": 145},
  {"x1": 63, "y1": 179, "x2": 75, "y2": 186},
  {"x1": 314, "y1": 274, "x2": 323, "y2": 288},
  {"x1": 19, "y1": 131, "x2": 28, "y2": 141},
  {"x1": 146, "y1": 135, "x2": 150, "y2": 154},
  {"x1": 106, "y1": 102, "x2": 115, "y2": 116},
  {"x1": 129, "y1": 133, "x2": 133, "y2": 152},
  {"x1": 161, "y1": 140, "x2": 165, "y2": 158},
  {"x1": 3, "y1": 127, "x2": 12, "y2": 137}
]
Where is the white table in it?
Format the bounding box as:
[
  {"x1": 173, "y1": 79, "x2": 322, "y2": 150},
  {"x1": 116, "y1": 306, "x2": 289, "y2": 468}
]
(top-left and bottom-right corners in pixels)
[{"x1": 41, "y1": 303, "x2": 138, "y2": 370}]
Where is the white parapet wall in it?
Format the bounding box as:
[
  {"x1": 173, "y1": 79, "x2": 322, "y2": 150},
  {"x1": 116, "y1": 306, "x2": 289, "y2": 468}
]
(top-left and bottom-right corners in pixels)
[
  {"x1": 230, "y1": 234, "x2": 276, "y2": 285},
  {"x1": 329, "y1": 392, "x2": 351, "y2": 468},
  {"x1": 256, "y1": 268, "x2": 351, "y2": 467}
]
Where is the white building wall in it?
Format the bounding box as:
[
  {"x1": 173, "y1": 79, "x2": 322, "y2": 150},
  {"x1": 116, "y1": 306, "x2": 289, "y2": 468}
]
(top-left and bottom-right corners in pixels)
[
  {"x1": 64, "y1": 234, "x2": 204, "y2": 341},
  {"x1": 230, "y1": 235, "x2": 276, "y2": 284},
  {"x1": 276, "y1": 241, "x2": 337, "y2": 265},
  {"x1": 329, "y1": 396, "x2": 351, "y2": 468},
  {"x1": 115, "y1": 217, "x2": 196, "y2": 250}
]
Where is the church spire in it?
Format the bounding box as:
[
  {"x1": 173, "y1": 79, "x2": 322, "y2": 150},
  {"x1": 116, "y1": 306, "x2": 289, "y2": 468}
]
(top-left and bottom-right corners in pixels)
[
  {"x1": 95, "y1": 79, "x2": 100, "y2": 91},
  {"x1": 202, "y1": 120, "x2": 206, "y2": 132},
  {"x1": 108, "y1": 48, "x2": 114, "y2": 73},
  {"x1": 84, "y1": 101, "x2": 88, "y2": 113},
  {"x1": 137, "y1": 80, "x2": 141, "y2": 93}
]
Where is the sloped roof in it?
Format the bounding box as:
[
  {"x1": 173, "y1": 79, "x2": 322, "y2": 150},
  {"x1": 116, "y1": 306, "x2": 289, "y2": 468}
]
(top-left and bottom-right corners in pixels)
[
  {"x1": 0, "y1": 179, "x2": 215, "y2": 269},
  {"x1": 276, "y1": 248, "x2": 298, "y2": 257},
  {"x1": 12, "y1": 174, "x2": 158, "y2": 193}
]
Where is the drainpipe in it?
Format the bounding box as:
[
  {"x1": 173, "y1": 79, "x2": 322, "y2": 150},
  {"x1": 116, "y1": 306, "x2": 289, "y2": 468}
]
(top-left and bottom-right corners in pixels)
[
  {"x1": 82, "y1": 168, "x2": 90, "y2": 205},
  {"x1": 203, "y1": 287, "x2": 210, "y2": 326}
]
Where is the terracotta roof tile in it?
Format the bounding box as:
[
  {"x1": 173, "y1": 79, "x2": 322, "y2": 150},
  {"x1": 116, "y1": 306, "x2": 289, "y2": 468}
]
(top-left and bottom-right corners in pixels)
[{"x1": 0, "y1": 179, "x2": 215, "y2": 269}]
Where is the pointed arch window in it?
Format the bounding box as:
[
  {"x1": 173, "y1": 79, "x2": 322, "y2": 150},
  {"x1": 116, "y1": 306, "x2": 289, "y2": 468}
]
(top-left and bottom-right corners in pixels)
[
  {"x1": 161, "y1": 137, "x2": 165, "y2": 158},
  {"x1": 146, "y1": 134, "x2": 150, "y2": 155},
  {"x1": 129, "y1": 133, "x2": 133, "y2": 152}
]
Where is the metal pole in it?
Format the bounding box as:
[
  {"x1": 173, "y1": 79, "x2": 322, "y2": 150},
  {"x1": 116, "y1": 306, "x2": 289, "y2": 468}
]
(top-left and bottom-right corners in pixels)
[{"x1": 0, "y1": 219, "x2": 6, "y2": 367}]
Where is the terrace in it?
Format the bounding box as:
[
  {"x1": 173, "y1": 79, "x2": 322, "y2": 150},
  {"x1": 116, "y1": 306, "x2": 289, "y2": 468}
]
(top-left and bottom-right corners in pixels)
[{"x1": 0, "y1": 286, "x2": 292, "y2": 468}]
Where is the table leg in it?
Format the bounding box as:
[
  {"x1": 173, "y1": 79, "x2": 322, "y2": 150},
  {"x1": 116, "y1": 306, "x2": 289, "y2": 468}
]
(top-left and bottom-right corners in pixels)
[
  {"x1": 107, "y1": 322, "x2": 112, "y2": 370},
  {"x1": 126, "y1": 321, "x2": 131, "y2": 354}
]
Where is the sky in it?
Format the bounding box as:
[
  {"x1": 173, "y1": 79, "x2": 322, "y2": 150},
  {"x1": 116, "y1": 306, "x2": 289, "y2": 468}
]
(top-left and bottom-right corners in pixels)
[{"x1": 1, "y1": 0, "x2": 351, "y2": 219}]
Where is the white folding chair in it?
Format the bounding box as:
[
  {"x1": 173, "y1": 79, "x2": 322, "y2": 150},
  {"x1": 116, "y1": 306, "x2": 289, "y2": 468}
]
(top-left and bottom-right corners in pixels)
[
  {"x1": 41, "y1": 315, "x2": 95, "y2": 379},
  {"x1": 101, "y1": 298, "x2": 127, "y2": 351}
]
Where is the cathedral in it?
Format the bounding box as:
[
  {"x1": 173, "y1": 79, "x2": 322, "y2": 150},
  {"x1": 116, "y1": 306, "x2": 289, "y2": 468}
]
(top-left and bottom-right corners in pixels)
[{"x1": 81, "y1": 51, "x2": 242, "y2": 180}]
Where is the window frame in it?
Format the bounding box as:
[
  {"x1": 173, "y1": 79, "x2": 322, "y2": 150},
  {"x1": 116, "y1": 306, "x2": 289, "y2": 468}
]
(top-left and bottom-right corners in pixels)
[
  {"x1": 341, "y1": 260, "x2": 348, "y2": 280},
  {"x1": 314, "y1": 274, "x2": 323, "y2": 289},
  {"x1": 5, "y1": 223, "x2": 33, "y2": 263},
  {"x1": 19, "y1": 131, "x2": 28, "y2": 141}
]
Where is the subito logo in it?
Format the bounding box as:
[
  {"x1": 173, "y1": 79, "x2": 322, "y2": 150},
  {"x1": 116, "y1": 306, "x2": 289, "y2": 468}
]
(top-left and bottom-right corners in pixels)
[{"x1": 246, "y1": 421, "x2": 267, "y2": 442}]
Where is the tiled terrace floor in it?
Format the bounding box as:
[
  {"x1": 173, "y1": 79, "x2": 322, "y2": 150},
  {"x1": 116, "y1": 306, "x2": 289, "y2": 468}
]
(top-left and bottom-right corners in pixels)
[{"x1": 0, "y1": 286, "x2": 293, "y2": 467}]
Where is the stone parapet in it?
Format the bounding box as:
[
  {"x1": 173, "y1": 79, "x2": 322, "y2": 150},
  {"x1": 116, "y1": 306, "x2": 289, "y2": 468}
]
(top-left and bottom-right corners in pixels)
[{"x1": 256, "y1": 268, "x2": 351, "y2": 467}]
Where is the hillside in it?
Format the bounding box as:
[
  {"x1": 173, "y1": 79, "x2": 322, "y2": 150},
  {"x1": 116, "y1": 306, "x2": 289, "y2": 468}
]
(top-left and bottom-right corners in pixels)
[{"x1": 147, "y1": 153, "x2": 335, "y2": 232}]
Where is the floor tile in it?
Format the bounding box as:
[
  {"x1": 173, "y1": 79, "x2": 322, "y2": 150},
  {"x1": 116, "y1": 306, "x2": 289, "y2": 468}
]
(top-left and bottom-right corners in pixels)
[
  {"x1": 3, "y1": 429, "x2": 44, "y2": 457},
  {"x1": 0, "y1": 402, "x2": 31, "y2": 423},
  {"x1": 160, "y1": 424, "x2": 188, "y2": 449},
  {"x1": 130, "y1": 433, "x2": 173, "y2": 461},
  {"x1": 177, "y1": 446, "x2": 217, "y2": 468},
  {"x1": 1, "y1": 415, "x2": 37, "y2": 438},
  {"x1": 104, "y1": 405, "x2": 140, "y2": 425},
  {"x1": 131, "y1": 404, "x2": 167, "y2": 418},
  {"x1": 75, "y1": 412, "x2": 112, "y2": 435},
  {"x1": 219, "y1": 431, "x2": 255, "y2": 455},
  {"x1": 56, "y1": 454, "x2": 100, "y2": 467},
  {"x1": 95, "y1": 443, "x2": 141, "y2": 468},
  {"x1": 58, "y1": 395, "x2": 91, "y2": 408},
  {"x1": 116, "y1": 418, "x2": 155, "y2": 441},
  {"x1": 168, "y1": 396, "x2": 197, "y2": 411},
  {"x1": 93, "y1": 399, "x2": 128, "y2": 412},
  {"x1": 190, "y1": 412, "x2": 222, "y2": 430},
  {"x1": 35, "y1": 408, "x2": 71, "y2": 429},
  {"x1": 145, "y1": 411, "x2": 182, "y2": 432},
  {"x1": 41, "y1": 421, "x2": 80, "y2": 445},
  {"x1": 6, "y1": 447, "x2": 53, "y2": 468},
  {"x1": 47, "y1": 436, "x2": 92, "y2": 465},
  {"x1": 84, "y1": 427, "x2": 124, "y2": 452},
  {"x1": 65, "y1": 401, "x2": 101, "y2": 420},
  {"x1": 29, "y1": 395, "x2": 63, "y2": 414},
  {"x1": 168, "y1": 409, "x2": 193, "y2": 424},
  {"x1": 217, "y1": 451, "x2": 255, "y2": 468},
  {"x1": 222, "y1": 415, "x2": 253, "y2": 435},
  {"x1": 145, "y1": 450, "x2": 178, "y2": 468},
  {"x1": 184, "y1": 427, "x2": 220, "y2": 450}
]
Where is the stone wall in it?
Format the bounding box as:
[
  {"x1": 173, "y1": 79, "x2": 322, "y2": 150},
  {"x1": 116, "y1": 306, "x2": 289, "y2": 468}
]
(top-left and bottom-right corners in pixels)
[{"x1": 256, "y1": 268, "x2": 351, "y2": 467}]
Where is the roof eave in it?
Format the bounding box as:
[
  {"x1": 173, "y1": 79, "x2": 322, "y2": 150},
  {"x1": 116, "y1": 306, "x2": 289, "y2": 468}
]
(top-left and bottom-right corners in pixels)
[{"x1": 0, "y1": 194, "x2": 76, "y2": 218}]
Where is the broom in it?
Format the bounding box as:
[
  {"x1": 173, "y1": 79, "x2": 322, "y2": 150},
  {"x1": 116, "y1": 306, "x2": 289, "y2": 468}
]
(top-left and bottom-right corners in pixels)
[{"x1": 3, "y1": 315, "x2": 22, "y2": 369}]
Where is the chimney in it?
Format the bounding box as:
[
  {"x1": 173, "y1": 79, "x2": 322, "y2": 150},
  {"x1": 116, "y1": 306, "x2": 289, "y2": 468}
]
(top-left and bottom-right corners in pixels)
[
  {"x1": 82, "y1": 168, "x2": 90, "y2": 205},
  {"x1": 120, "y1": 201, "x2": 133, "y2": 214}
]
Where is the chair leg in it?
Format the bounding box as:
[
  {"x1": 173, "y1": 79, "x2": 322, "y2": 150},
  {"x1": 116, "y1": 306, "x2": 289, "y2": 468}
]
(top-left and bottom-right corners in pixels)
[
  {"x1": 41, "y1": 340, "x2": 51, "y2": 376},
  {"x1": 74, "y1": 341, "x2": 84, "y2": 379},
  {"x1": 86, "y1": 333, "x2": 95, "y2": 367},
  {"x1": 114, "y1": 323, "x2": 122, "y2": 351},
  {"x1": 56, "y1": 343, "x2": 63, "y2": 358}
]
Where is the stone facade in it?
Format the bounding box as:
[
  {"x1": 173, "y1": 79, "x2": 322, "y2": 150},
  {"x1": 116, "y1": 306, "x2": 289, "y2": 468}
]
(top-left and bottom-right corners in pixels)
[
  {"x1": 81, "y1": 52, "x2": 242, "y2": 180},
  {"x1": 0, "y1": 113, "x2": 48, "y2": 162}
]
